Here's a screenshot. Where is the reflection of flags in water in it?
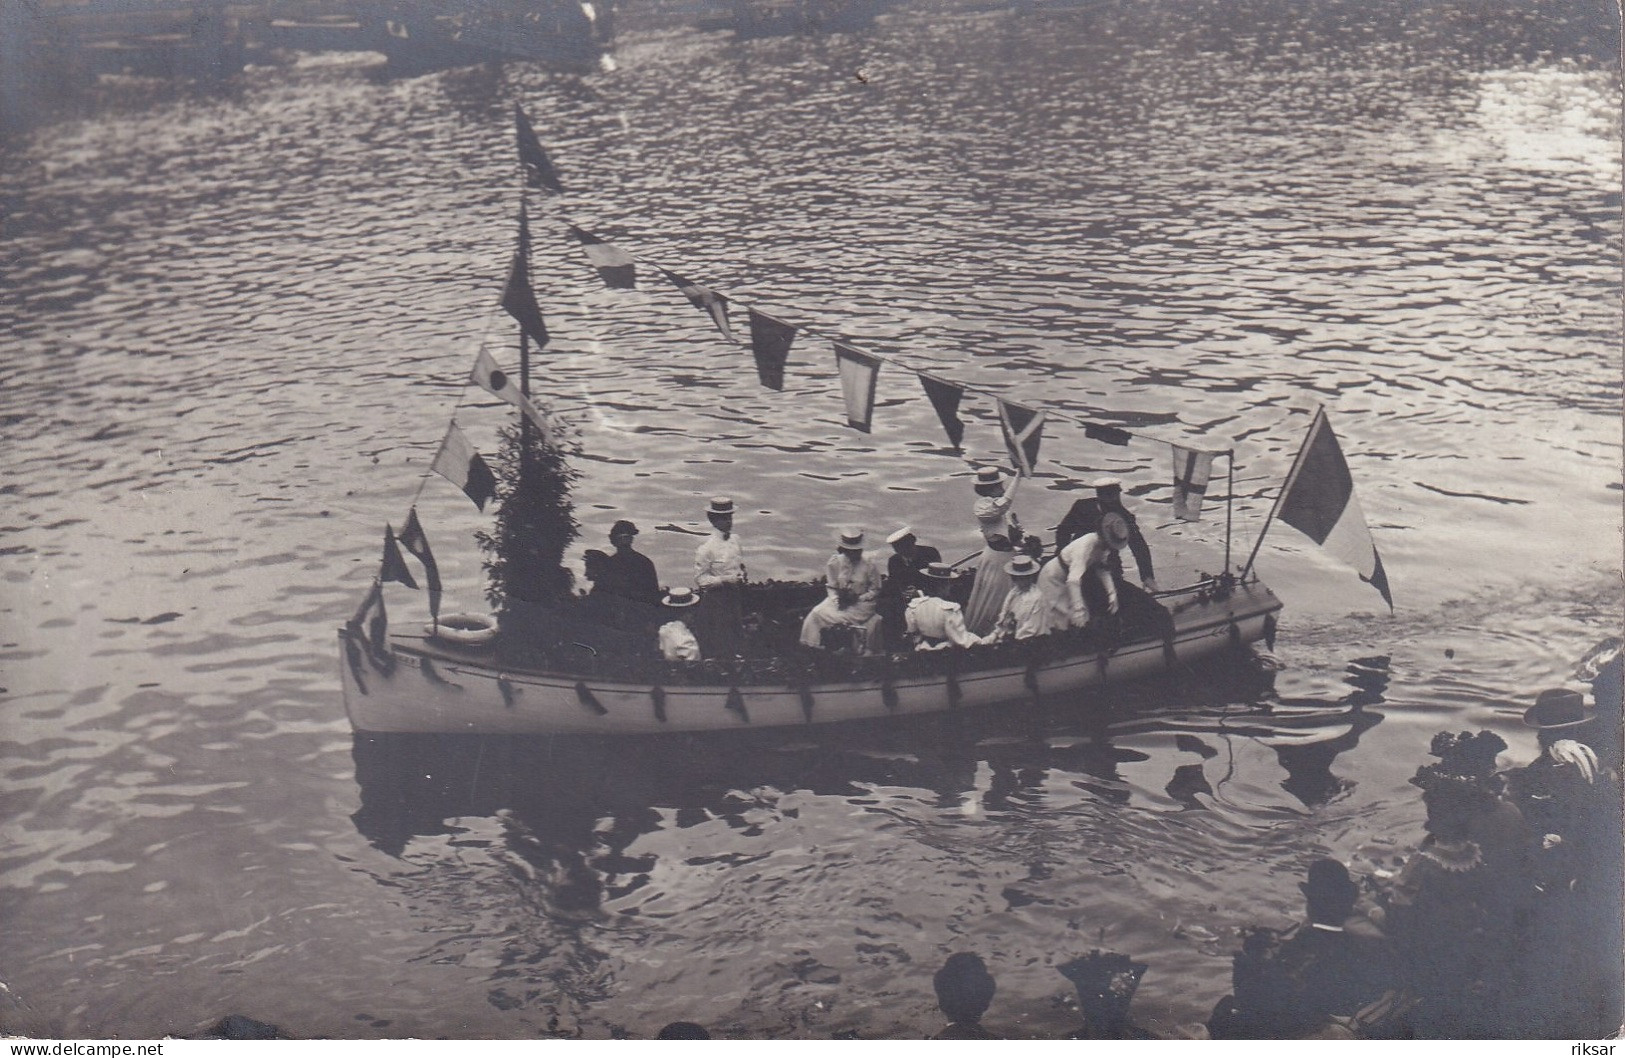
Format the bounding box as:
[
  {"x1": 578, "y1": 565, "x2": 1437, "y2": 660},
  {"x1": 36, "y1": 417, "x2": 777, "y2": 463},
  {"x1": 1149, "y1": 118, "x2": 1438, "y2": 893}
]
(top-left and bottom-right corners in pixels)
[
  {"x1": 1170, "y1": 444, "x2": 1215, "y2": 522},
  {"x1": 833, "y1": 341, "x2": 881, "y2": 433},
  {"x1": 347, "y1": 580, "x2": 390, "y2": 665},
  {"x1": 747, "y1": 308, "x2": 797, "y2": 391},
  {"x1": 1273, "y1": 407, "x2": 1393, "y2": 611},
  {"x1": 380, "y1": 525, "x2": 417, "y2": 589},
  {"x1": 431, "y1": 422, "x2": 497, "y2": 510},
  {"x1": 470, "y1": 348, "x2": 551, "y2": 440},
  {"x1": 919, "y1": 373, "x2": 965, "y2": 449},
  {"x1": 514, "y1": 103, "x2": 564, "y2": 194},
  {"x1": 663, "y1": 269, "x2": 735, "y2": 343},
  {"x1": 502, "y1": 246, "x2": 550, "y2": 349},
  {"x1": 568, "y1": 225, "x2": 637, "y2": 289},
  {"x1": 1085, "y1": 422, "x2": 1132, "y2": 447},
  {"x1": 398, "y1": 508, "x2": 442, "y2": 623},
  {"x1": 997, "y1": 397, "x2": 1045, "y2": 476}
]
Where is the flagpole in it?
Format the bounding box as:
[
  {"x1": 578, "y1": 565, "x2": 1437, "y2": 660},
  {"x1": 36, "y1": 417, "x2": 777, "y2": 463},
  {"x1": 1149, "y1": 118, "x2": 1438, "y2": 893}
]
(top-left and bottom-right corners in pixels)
[
  {"x1": 1223, "y1": 449, "x2": 1234, "y2": 576},
  {"x1": 1240, "y1": 406, "x2": 1324, "y2": 580}
]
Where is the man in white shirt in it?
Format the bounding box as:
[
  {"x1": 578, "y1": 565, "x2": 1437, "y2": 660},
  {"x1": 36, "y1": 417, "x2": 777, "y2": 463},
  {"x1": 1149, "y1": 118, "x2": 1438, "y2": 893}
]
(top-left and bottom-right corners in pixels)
[
  {"x1": 905, "y1": 564, "x2": 987, "y2": 650},
  {"x1": 1037, "y1": 513, "x2": 1129, "y2": 630},
  {"x1": 800, "y1": 528, "x2": 884, "y2": 650},
  {"x1": 692, "y1": 496, "x2": 746, "y2": 657},
  {"x1": 657, "y1": 587, "x2": 702, "y2": 661},
  {"x1": 991, "y1": 553, "x2": 1048, "y2": 642}
]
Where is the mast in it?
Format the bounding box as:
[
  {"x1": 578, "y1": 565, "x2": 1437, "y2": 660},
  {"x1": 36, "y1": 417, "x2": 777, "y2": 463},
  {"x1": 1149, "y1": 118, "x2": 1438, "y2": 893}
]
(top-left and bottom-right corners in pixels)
[{"x1": 1223, "y1": 448, "x2": 1234, "y2": 576}]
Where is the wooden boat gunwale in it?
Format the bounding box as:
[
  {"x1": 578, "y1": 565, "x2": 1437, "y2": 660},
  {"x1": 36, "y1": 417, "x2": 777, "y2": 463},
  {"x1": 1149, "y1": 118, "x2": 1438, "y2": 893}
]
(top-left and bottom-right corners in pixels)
[{"x1": 340, "y1": 573, "x2": 1283, "y2": 735}]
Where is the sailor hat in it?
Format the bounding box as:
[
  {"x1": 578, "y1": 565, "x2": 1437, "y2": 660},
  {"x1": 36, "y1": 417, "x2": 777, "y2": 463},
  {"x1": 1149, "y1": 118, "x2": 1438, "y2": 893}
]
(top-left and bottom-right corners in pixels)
[
  {"x1": 1092, "y1": 477, "x2": 1123, "y2": 492},
  {"x1": 886, "y1": 527, "x2": 915, "y2": 545}
]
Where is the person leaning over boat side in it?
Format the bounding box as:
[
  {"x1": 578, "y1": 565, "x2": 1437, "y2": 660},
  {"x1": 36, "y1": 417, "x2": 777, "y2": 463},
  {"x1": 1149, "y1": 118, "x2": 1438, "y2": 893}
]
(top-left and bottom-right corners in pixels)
[
  {"x1": 1038, "y1": 514, "x2": 1128, "y2": 630},
  {"x1": 656, "y1": 587, "x2": 703, "y2": 662},
  {"x1": 905, "y1": 564, "x2": 987, "y2": 650},
  {"x1": 800, "y1": 527, "x2": 884, "y2": 650},
  {"x1": 1054, "y1": 477, "x2": 1159, "y2": 595},
  {"x1": 692, "y1": 496, "x2": 746, "y2": 658},
  {"x1": 878, "y1": 526, "x2": 941, "y2": 650},
  {"x1": 990, "y1": 553, "x2": 1048, "y2": 642}
]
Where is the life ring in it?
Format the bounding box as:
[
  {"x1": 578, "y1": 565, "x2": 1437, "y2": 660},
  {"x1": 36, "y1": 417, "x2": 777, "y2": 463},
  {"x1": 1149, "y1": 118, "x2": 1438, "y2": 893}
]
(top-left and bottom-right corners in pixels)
[{"x1": 427, "y1": 612, "x2": 499, "y2": 647}]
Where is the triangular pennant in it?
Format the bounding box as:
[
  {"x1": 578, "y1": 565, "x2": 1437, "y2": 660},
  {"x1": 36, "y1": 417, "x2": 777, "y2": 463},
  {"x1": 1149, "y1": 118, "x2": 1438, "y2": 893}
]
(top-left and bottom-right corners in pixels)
[
  {"x1": 431, "y1": 423, "x2": 496, "y2": 510},
  {"x1": 997, "y1": 398, "x2": 1046, "y2": 476},
  {"x1": 501, "y1": 245, "x2": 550, "y2": 349},
  {"x1": 918, "y1": 373, "x2": 965, "y2": 449},
  {"x1": 470, "y1": 348, "x2": 552, "y2": 441},
  {"x1": 1085, "y1": 422, "x2": 1133, "y2": 447},
  {"x1": 832, "y1": 341, "x2": 881, "y2": 434},
  {"x1": 1275, "y1": 407, "x2": 1394, "y2": 611},
  {"x1": 568, "y1": 225, "x2": 636, "y2": 289},
  {"x1": 747, "y1": 308, "x2": 797, "y2": 391},
  {"x1": 380, "y1": 525, "x2": 418, "y2": 589},
  {"x1": 514, "y1": 103, "x2": 564, "y2": 195},
  {"x1": 398, "y1": 508, "x2": 443, "y2": 623},
  {"x1": 1170, "y1": 444, "x2": 1216, "y2": 522},
  {"x1": 663, "y1": 268, "x2": 736, "y2": 343}
]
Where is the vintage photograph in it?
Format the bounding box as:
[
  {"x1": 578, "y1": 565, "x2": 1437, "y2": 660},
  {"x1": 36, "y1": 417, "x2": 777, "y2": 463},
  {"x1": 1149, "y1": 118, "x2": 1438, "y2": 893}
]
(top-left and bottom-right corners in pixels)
[{"x1": 1, "y1": 0, "x2": 1620, "y2": 1042}]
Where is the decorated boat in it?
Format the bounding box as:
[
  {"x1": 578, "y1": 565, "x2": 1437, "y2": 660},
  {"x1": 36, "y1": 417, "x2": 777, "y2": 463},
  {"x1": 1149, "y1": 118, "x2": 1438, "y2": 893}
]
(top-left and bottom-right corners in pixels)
[{"x1": 338, "y1": 106, "x2": 1394, "y2": 737}]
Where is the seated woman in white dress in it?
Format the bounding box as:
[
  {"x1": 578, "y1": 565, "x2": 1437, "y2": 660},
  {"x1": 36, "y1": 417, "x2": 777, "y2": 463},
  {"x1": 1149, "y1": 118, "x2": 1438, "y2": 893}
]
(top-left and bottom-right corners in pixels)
[{"x1": 800, "y1": 528, "x2": 884, "y2": 650}]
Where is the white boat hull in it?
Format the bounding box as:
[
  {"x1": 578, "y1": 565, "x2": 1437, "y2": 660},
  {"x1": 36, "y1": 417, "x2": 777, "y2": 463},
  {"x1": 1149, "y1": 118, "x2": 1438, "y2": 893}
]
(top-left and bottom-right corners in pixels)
[{"x1": 339, "y1": 581, "x2": 1281, "y2": 735}]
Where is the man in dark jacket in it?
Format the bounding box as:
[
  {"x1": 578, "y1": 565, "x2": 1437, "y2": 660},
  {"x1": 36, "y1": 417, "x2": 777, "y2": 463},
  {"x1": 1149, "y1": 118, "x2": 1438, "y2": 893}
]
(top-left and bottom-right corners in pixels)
[
  {"x1": 584, "y1": 520, "x2": 662, "y2": 638},
  {"x1": 1054, "y1": 478, "x2": 1159, "y2": 595},
  {"x1": 879, "y1": 527, "x2": 941, "y2": 650}
]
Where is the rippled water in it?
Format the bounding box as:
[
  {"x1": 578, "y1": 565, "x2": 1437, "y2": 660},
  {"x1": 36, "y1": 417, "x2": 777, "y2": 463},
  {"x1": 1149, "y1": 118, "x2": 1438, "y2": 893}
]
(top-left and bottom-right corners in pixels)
[{"x1": 1, "y1": 0, "x2": 1620, "y2": 1039}]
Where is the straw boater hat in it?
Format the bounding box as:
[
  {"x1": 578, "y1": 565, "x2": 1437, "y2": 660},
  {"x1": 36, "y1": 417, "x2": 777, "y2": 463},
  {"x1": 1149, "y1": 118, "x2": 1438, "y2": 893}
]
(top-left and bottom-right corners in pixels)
[
  {"x1": 1523, "y1": 687, "x2": 1596, "y2": 730},
  {"x1": 886, "y1": 527, "x2": 915, "y2": 546},
  {"x1": 922, "y1": 563, "x2": 956, "y2": 580},
  {"x1": 973, "y1": 467, "x2": 1005, "y2": 495},
  {"x1": 706, "y1": 496, "x2": 735, "y2": 517},
  {"x1": 1007, "y1": 554, "x2": 1040, "y2": 577},
  {"x1": 1100, "y1": 512, "x2": 1131, "y2": 549},
  {"x1": 662, "y1": 587, "x2": 700, "y2": 608},
  {"x1": 838, "y1": 527, "x2": 865, "y2": 549}
]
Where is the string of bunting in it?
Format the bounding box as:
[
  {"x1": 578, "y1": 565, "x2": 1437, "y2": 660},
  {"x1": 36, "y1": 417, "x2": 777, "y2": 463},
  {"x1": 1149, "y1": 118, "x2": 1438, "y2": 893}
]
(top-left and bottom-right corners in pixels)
[
  {"x1": 552, "y1": 209, "x2": 1227, "y2": 514},
  {"x1": 513, "y1": 101, "x2": 1229, "y2": 520}
]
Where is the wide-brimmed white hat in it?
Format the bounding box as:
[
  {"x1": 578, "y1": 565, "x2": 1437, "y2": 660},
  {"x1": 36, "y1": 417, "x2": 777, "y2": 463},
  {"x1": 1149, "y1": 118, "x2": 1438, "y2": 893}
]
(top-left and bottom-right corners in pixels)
[
  {"x1": 1100, "y1": 512, "x2": 1130, "y2": 549},
  {"x1": 838, "y1": 527, "x2": 865, "y2": 549}
]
